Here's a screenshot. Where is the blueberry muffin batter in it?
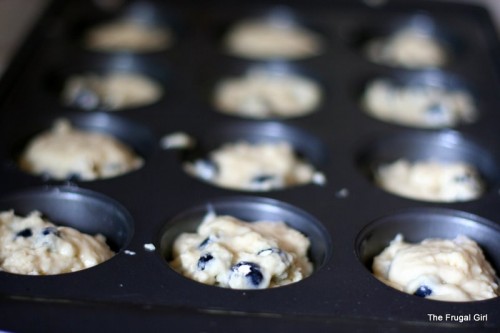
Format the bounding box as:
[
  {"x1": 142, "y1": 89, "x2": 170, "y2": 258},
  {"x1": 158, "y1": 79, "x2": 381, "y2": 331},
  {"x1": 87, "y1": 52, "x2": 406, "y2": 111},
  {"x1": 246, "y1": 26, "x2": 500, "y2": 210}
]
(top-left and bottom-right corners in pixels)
[
  {"x1": 362, "y1": 79, "x2": 476, "y2": 128},
  {"x1": 214, "y1": 68, "x2": 321, "y2": 119},
  {"x1": 62, "y1": 72, "x2": 163, "y2": 111},
  {"x1": 170, "y1": 212, "x2": 313, "y2": 289},
  {"x1": 373, "y1": 234, "x2": 499, "y2": 302},
  {"x1": 224, "y1": 18, "x2": 322, "y2": 60},
  {"x1": 0, "y1": 210, "x2": 114, "y2": 275},
  {"x1": 19, "y1": 119, "x2": 143, "y2": 181},
  {"x1": 375, "y1": 159, "x2": 484, "y2": 202},
  {"x1": 85, "y1": 20, "x2": 173, "y2": 52},
  {"x1": 365, "y1": 28, "x2": 447, "y2": 69},
  {"x1": 184, "y1": 141, "x2": 318, "y2": 191}
]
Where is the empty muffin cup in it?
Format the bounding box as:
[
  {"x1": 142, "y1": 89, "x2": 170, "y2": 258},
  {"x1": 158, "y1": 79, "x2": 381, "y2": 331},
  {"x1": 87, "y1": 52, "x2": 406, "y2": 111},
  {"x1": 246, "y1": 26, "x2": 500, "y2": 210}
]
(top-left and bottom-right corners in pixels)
[
  {"x1": 161, "y1": 196, "x2": 331, "y2": 289},
  {"x1": 0, "y1": 186, "x2": 134, "y2": 275},
  {"x1": 16, "y1": 113, "x2": 154, "y2": 181},
  {"x1": 356, "y1": 208, "x2": 500, "y2": 302},
  {"x1": 181, "y1": 122, "x2": 327, "y2": 191},
  {"x1": 357, "y1": 131, "x2": 497, "y2": 202}
]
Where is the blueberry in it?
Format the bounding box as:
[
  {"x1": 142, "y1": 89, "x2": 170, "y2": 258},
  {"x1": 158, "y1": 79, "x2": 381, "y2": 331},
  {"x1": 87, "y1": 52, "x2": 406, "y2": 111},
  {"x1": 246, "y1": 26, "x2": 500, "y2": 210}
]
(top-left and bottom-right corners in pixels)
[
  {"x1": 414, "y1": 285, "x2": 432, "y2": 297},
  {"x1": 15, "y1": 228, "x2": 33, "y2": 238},
  {"x1": 42, "y1": 227, "x2": 61, "y2": 237},
  {"x1": 426, "y1": 103, "x2": 447, "y2": 115},
  {"x1": 251, "y1": 175, "x2": 276, "y2": 184},
  {"x1": 197, "y1": 253, "x2": 214, "y2": 271},
  {"x1": 454, "y1": 173, "x2": 472, "y2": 183},
  {"x1": 198, "y1": 236, "x2": 213, "y2": 250},
  {"x1": 231, "y1": 262, "x2": 264, "y2": 287},
  {"x1": 258, "y1": 247, "x2": 291, "y2": 265}
]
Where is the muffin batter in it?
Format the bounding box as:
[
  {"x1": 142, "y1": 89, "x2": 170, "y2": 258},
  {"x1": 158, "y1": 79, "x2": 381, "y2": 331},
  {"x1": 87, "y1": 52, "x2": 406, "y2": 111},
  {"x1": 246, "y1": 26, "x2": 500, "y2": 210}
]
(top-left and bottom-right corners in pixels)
[
  {"x1": 362, "y1": 79, "x2": 477, "y2": 128},
  {"x1": 184, "y1": 141, "x2": 317, "y2": 191},
  {"x1": 365, "y1": 28, "x2": 447, "y2": 69},
  {"x1": 170, "y1": 212, "x2": 313, "y2": 289},
  {"x1": 20, "y1": 119, "x2": 143, "y2": 181},
  {"x1": 0, "y1": 210, "x2": 114, "y2": 275},
  {"x1": 225, "y1": 18, "x2": 322, "y2": 59},
  {"x1": 62, "y1": 72, "x2": 163, "y2": 111},
  {"x1": 214, "y1": 69, "x2": 321, "y2": 118},
  {"x1": 372, "y1": 234, "x2": 499, "y2": 302},
  {"x1": 375, "y1": 159, "x2": 484, "y2": 202},
  {"x1": 85, "y1": 20, "x2": 173, "y2": 52}
]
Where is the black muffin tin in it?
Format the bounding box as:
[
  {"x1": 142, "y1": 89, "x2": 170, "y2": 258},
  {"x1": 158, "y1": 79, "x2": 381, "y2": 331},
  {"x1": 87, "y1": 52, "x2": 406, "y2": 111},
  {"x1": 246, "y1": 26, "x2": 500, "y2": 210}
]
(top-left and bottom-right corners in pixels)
[{"x1": 1, "y1": 0, "x2": 500, "y2": 331}]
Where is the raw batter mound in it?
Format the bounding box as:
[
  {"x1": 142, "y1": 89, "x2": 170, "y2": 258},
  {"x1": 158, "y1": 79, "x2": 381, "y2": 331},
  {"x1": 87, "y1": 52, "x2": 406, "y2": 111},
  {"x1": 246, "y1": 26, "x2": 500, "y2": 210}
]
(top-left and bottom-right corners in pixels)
[
  {"x1": 184, "y1": 141, "x2": 317, "y2": 191},
  {"x1": 362, "y1": 79, "x2": 476, "y2": 128},
  {"x1": 85, "y1": 20, "x2": 173, "y2": 52},
  {"x1": 373, "y1": 234, "x2": 499, "y2": 302},
  {"x1": 170, "y1": 213, "x2": 313, "y2": 289},
  {"x1": 224, "y1": 18, "x2": 322, "y2": 59},
  {"x1": 20, "y1": 119, "x2": 143, "y2": 181},
  {"x1": 0, "y1": 210, "x2": 114, "y2": 275},
  {"x1": 375, "y1": 159, "x2": 484, "y2": 202},
  {"x1": 62, "y1": 72, "x2": 163, "y2": 111},
  {"x1": 365, "y1": 28, "x2": 447, "y2": 69},
  {"x1": 214, "y1": 69, "x2": 321, "y2": 119}
]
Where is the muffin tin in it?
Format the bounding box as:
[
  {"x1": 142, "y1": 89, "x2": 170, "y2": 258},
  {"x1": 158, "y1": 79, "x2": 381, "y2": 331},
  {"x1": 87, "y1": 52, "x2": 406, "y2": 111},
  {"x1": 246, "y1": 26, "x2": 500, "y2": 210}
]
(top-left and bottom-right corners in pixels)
[{"x1": 1, "y1": 0, "x2": 500, "y2": 331}]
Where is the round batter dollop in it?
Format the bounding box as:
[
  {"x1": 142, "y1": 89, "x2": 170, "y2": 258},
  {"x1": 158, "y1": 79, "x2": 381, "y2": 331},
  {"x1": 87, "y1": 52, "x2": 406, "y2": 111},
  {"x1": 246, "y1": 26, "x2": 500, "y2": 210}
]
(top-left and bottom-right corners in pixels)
[
  {"x1": 20, "y1": 119, "x2": 143, "y2": 181},
  {"x1": 62, "y1": 72, "x2": 163, "y2": 111},
  {"x1": 362, "y1": 79, "x2": 476, "y2": 128},
  {"x1": 84, "y1": 20, "x2": 173, "y2": 52},
  {"x1": 184, "y1": 141, "x2": 318, "y2": 191},
  {"x1": 214, "y1": 69, "x2": 321, "y2": 119},
  {"x1": 365, "y1": 28, "x2": 447, "y2": 69},
  {"x1": 170, "y1": 212, "x2": 313, "y2": 289},
  {"x1": 372, "y1": 234, "x2": 499, "y2": 302},
  {"x1": 224, "y1": 18, "x2": 322, "y2": 60},
  {"x1": 0, "y1": 210, "x2": 114, "y2": 275},
  {"x1": 375, "y1": 159, "x2": 484, "y2": 202}
]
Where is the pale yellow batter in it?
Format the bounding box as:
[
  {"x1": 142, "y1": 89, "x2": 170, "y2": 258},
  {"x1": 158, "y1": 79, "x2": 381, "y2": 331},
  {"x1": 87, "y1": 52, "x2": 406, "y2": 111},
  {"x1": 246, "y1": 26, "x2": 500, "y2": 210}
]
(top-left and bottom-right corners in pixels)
[
  {"x1": 373, "y1": 234, "x2": 499, "y2": 302},
  {"x1": 365, "y1": 28, "x2": 447, "y2": 69},
  {"x1": 0, "y1": 210, "x2": 114, "y2": 275},
  {"x1": 170, "y1": 213, "x2": 312, "y2": 289},
  {"x1": 20, "y1": 119, "x2": 143, "y2": 181},
  {"x1": 214, "y1": 69, "x2": 321, "y2": 118},
  {"x1": 362, "y1": 79, "x2": 476, "y2": 128},
  {"x1": 62, "y1": 72, "x2": 163, "y2": 111},
  {"x1": 225, "y1": 18, "x2": 322, "y2": 59},
  {"x1": 375, "y1": 159, "x2": 484, "y2": 202},
  {"x1": 184, "y1": 141, "x2": 317, "y2": 191},
  {"x1": 85, "y1": 20, "x2": 173, "y2": 52}
]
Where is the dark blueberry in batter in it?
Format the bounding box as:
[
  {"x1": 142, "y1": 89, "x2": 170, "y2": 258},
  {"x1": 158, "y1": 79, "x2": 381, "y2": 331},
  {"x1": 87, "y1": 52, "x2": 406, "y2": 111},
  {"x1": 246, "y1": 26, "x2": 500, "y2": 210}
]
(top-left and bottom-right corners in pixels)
[
  {"x1": 426, "y1": 103, "x2": 448, "y2": 116},
  {"x1": 42, "y1": 227, "x2": 61, "y2": 237},
  {"x1": 414, "y1": 285, "x2": 433, "y2": 297},
  {"x1": 16, "y1": 228, "x2": 33, "y2": 238},
  {"x1": 199, "y1": 236, "x2": 214, "y2": 249},
  {"x1": 454, "y1": 173, "x2": 472, "y2": 183},
  {"x1": 232, "y1": 261, "x2": 264, "y2": 287},
  {"x1": 258, "y1": 247, "x2": 290, "y2": 264},
  {"x1": 197, "y1": 253, "x2": 214, "y2": 271},
  {"x1": 251, "y1": 174, "x2": 276, "y2": 184}
]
